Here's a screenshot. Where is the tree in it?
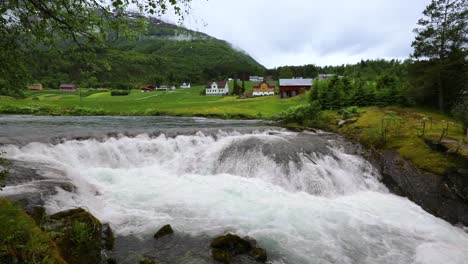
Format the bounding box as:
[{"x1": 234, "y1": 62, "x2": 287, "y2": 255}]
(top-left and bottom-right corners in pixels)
[
  {"x1": 0, "y1": 0, "x2": 192, "y2": 96},
  {"x1": 279, "y1": 67, "x2": 294, "y2": 78},
  {"x1": 411, "y1": 0, "x2": 467, "y2": 111}
]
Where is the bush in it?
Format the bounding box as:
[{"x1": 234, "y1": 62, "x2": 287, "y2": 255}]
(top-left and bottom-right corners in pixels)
[
  {"x1": 338, "y1": 106, "x2": 359, "y2": 119},
  {"x1": 110, "y1": 90, "x2": 130, "y2": 96},
  {"x1": 277, "y1": 101, "x2": 322, "y2": 124}
]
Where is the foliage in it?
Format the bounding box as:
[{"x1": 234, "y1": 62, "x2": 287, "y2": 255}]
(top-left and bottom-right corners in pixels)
[
  {"x1": 451, "y1": 92, "x2": 468, "y2": 135},
  {"x1": 0, "y1": 198, "x2": 65, "y2": 264},
  {"x1": 276, "y1": 99, "x2": 322, "y2": 124},
  {"x1": 309, "y1": 74, "x2": 410, "y2": 111},
  {"x1": 410, "y1": 0, "x2": 467, "y2": 111},
  {"x1": 110, "y1": 90, "x2": 130, "y2": 96},
  {"x1": 23, "y1": 15, "x2": 264, "y2": 89},
  {"x1": 0, "y1": 0, "x2": 193, "y2": 96}
]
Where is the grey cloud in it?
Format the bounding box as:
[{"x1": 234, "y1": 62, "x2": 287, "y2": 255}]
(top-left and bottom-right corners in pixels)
[{"x1": 174, "y1": 0, "x2": 430, "y2": 67}]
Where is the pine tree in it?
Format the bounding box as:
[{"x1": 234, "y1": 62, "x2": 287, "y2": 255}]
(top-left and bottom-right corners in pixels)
[{"x1": 411, "y1": 0, "x2": 467, "y2": 111}]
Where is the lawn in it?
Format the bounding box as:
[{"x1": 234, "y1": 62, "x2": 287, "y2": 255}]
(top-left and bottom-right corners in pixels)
[{"x1": 0, "y1": 85, "x2": 302, "y2": 118}]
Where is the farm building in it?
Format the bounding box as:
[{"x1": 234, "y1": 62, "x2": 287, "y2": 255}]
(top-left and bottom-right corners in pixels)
[
  {"x1": 318, "y1": 74, "x2": 338, "y2": 80},
  {"x1": 279, "y1": 78, "x2": 313, "y2": 98},
  {"x1": 59, "y1": 84, "x2": 78, "y2": 91},
  {"x1": 141, "y1": 85, "x2": 156, "y2": 92},
  {"x1": 27, "y1": 84, "x2": 43, "y2": 90},
  {"x1": 249, "y1": 76, "x2": 264, "y2": 82},
  {"x1": 181, "y1": 82, "x2": 191, "y2": 88},
  {"x1": 206, "y1": 81, "x2": 229, "y2": 96},
  {"x1": 252, "y1": 81, "x2": 275, "y2": 96}
]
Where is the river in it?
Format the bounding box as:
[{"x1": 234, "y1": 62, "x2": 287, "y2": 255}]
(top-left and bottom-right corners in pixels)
[{"x1": 1, "y1": 115, "x2": 467, "y2": 264}]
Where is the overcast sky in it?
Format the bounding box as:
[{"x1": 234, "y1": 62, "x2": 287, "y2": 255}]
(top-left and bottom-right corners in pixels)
[{"x1": 169, "y1": 0, "x2": 430, "y2": 68}]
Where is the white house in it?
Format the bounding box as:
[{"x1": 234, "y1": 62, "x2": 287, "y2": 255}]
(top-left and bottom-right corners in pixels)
[
  {"x1": 156, "y1": 85, "x2": 168, "y2": 91},
  {"x1": 181, "y1": 82, "x2": 191, "y2": 88},
  {"x1": 249, "y1": 76, "x2": 264, "y2": 82},
  {"x1": 205, "y1": 81, "x2": 229, "y2": 96}
]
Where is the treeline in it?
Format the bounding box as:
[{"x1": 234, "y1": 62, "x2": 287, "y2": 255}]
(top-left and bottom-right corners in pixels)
[
  {"x1": 267, "y1": 59, "x2": 407, "y2": 82},
  {"x1": 309, "y1": 74, "x2": 410, "y2": 110}
]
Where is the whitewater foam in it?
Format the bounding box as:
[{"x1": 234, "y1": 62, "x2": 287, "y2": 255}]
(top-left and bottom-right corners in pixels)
[{"x1": 3, "y1": 130, "x2": 468, "y2": 264}]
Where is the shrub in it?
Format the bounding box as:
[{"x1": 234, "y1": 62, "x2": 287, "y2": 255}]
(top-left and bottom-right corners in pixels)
[
  {"x1": 277, "y1": 101, "x2": 322, "y2": 124},
  {"x1": 110, "y1": 90, "x2": 130, "y2": 96}
]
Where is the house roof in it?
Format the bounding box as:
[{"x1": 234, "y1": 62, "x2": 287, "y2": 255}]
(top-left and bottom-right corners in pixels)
[
  {"x1": 279, "y1": 79, "x2": 313, "y2": 86},
  {"x1": 253, "y1": 81, "x2": 276, "y2": 88},
  {"x1": 60, "y1": 84, "x2": 77, "y2": 87},
  {"x1": 206, "y1": 81, "x2": 227, "y2": 88}
]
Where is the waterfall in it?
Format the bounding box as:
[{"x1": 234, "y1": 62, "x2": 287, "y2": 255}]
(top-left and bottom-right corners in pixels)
[{"x1": 3, "y1": 130, "x2": 468, "y2": 264}]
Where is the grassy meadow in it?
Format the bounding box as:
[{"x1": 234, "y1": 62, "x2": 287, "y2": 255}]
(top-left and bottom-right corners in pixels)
[
  {"x1": 0, "y1": 82, "x2": 299, "y2": 118},
  {"x1": 308, "y1": 106, "x2": 468, "y2": 174}
]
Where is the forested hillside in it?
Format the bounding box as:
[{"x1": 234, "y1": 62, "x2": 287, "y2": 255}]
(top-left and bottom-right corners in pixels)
[{"x1": 27, "y1": 13, "x2": 265, "y2": 89}]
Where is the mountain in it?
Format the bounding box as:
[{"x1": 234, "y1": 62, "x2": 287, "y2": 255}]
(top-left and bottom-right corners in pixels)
[{"x1": 29, "y1": 13, "x2": 266, "y2": 88}]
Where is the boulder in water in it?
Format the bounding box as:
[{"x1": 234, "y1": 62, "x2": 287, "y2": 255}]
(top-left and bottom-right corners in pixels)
[
  {"x1": 210, "y1": 233, "x2": 267, "y2": 263},
  {"x1": 153, "y1": 224, "x2": 174, "y2": 239},
  {"x1": 249, "y1": 247, "x2": 267, "y2": 262},
  {"x1": 211, "y1": 248, "x2": 233, "y2": 263},
  {"x1": 102, "y1": 223, "x2": 115, "y2": 250}
]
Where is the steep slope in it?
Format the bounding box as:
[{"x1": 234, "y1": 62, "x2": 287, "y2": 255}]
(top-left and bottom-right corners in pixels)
[{"x1": 29, "y1": 14, "x2": 265, "y2": 88}]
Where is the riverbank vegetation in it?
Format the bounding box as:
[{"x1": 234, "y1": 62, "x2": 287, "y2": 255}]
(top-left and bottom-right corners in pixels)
[{"x1": 0, "y1": 198, "x2": 66, "y2": 264}]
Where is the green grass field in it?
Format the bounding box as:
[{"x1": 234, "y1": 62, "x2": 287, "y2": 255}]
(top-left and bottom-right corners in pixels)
[{"x1": 0, "y1": 84, "x2": 301, "y2": 118}]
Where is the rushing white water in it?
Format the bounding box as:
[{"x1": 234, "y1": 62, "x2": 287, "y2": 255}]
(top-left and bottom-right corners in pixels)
[{"x1": 3, "y1": 130, "x2": 468, "y2": 264}]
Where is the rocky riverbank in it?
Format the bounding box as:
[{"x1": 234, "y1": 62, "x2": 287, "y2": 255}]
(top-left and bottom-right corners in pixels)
[{"x1": 366, "y1": 149, "x2": 468, "y2": 227}]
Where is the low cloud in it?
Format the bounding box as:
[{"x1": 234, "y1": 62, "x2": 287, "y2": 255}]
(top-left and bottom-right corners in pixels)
[{"x1": 171, "y1": 0, "x2": 430, "y2": 67}]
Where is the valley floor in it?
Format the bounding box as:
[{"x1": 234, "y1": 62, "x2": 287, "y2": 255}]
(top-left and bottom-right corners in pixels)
[{"x1": 0, "y1": 87, "x2": 303, "y2": 118}]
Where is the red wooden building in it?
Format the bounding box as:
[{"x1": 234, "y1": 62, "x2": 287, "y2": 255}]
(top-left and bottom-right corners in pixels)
[
  {"x1": 59, "y1": 84, "x2": 78, "y2": 91},
  {"x1": 279, "y1": 78, "x2": 313, "y2": 98}
]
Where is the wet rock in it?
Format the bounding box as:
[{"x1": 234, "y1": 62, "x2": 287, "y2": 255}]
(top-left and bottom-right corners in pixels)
[
  {"x1": 368, "y1": 150, "x2": 468, "y2": 226},
  {"x1": 102, "y1": 223, "x2": 115, "y2": 250},
  {"x1": 45, "y1": 208, "x2": 103, "y2": 264},
  {"x1": 153, "y1": 224, "x2": 174, "y2": 239},
  {"x1": 210, "y1": 233, "x2": 252, "y2": 254},
  {"x1": 211, "y1": 248, "x2": 232, "y2": 263},
  {"x1": 107, "y1": 258, "x2": 117, "y2": 264},
  {"x1": 210, "y1": 233, "x2": 267, "y2": 263},
  {"x1": 139, "y1": 255, "x2": 156, "y2": 264},
  {"x1": 249, "y1": 247, "x2": 267, "y2": 262}
]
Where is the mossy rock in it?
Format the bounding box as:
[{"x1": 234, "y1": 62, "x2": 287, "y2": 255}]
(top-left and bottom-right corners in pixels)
[
  {"x1": 210, "y1": 233, "x2": 267, "y2": 263},
  {"x1": 153, "y1": 224, "x2": 174, "y2": 239},
  {"x1": 46, "y1": 208, "x2": 103, "y2": 264},
  {"x1": 211, "y1": 248, "x2": 232, "y2": 264},
  {"x1": 249, "y1": 247, "x2": 267, "y2": 262},
  {"x1": 210, "y1": 233, "x2": 252, "y2": 255}
]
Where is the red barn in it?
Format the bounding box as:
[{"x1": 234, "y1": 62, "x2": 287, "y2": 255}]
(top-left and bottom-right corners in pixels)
[
  {"x1": 279, "y1": 79, "x2": 313, "y2": 98},
  {"x1": 59, "y1": 84, "x2": 78, "y2": 91},
  {"x1": 141, "y1": 85, "x2": 156, "y2": 92}
]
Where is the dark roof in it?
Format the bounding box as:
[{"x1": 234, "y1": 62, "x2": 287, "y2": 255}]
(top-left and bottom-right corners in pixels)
[
  {"x1": 206, "y1": 81, "x2": 227, "y2": 88},
  {"x1": 60, "y1": 84, "x2": 77, "y2": 87},
  {"x1": 253, "y1": 81, "x2": 275, "y2": 88}
]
